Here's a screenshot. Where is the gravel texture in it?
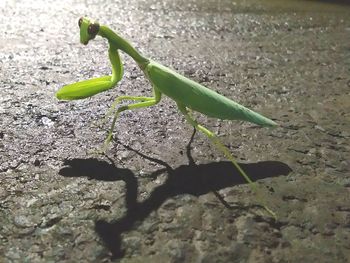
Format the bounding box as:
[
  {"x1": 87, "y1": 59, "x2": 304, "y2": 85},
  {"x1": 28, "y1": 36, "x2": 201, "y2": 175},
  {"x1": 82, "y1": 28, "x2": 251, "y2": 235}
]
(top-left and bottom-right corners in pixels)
[{"x1": 1, "y1": 0, "x2": 350, "y2": 262}]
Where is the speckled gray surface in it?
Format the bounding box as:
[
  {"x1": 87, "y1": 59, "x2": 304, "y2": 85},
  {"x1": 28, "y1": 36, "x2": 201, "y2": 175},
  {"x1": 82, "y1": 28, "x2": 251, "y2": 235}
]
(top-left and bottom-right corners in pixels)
[{"x1": 1, "y1": 0, "x2": 350, "y2": 262}]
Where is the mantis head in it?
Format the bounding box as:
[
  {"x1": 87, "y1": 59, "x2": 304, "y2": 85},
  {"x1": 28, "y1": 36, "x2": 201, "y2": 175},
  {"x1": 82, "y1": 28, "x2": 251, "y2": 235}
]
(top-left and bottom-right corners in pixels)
[{"x1": 78, "y1": 17, "x2": 100, "y2": 45}]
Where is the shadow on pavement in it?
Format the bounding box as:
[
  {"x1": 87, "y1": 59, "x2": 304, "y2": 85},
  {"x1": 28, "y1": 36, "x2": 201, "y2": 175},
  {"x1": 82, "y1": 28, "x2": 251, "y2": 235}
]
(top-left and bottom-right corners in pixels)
[{"x1": 59, "y1": 131, "x2": 292, "y2": 259}]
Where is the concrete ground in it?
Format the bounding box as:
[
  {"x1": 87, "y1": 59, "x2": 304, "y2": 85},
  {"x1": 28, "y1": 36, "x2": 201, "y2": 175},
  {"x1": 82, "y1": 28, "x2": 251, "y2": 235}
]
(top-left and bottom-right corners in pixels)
[{"x1": 1, "y1": 0, "x2": 349, "y2": 262}]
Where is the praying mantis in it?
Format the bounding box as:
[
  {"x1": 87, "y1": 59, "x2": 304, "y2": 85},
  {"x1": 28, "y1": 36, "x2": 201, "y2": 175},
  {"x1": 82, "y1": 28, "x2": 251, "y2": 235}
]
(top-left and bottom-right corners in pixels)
[{"x1": 56, "y1": 17, "x2": 278, "y2": 217}]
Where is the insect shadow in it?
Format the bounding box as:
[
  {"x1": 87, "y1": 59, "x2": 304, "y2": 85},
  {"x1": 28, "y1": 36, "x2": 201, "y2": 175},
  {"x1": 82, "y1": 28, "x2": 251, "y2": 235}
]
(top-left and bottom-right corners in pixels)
[{"x1": 59, "y1": 130, "x2": 292, "y2": 259}]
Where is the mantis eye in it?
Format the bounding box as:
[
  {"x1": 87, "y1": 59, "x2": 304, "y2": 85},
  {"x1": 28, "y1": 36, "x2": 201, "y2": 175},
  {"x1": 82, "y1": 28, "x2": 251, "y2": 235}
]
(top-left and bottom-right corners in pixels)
[
  {"x1": 78, "y1": 17, "x2": 83, "y2": 28},
  {"x1": 88, "y1": 23, "x2": 100, "y2": 36}
]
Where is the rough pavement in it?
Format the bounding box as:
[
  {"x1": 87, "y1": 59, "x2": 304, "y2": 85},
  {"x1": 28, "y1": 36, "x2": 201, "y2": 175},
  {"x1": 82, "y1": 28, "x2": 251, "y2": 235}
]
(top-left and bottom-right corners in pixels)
[{"x1": 1, "y1": 0, "x2": 349, "y2": 262}]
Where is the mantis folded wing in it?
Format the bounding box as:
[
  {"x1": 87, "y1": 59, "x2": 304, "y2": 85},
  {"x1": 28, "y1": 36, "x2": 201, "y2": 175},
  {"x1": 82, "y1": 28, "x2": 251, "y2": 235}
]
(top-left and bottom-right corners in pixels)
[{"x1": 56, "y1": 17, "x2": 278, "y2": 218}]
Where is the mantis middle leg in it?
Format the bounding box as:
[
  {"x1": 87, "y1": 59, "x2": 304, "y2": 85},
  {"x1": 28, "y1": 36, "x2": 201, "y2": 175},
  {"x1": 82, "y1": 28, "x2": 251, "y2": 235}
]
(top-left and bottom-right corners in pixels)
[
  {"x1": 98, "y1": 95, "x2": 156, "y2": 128},
  {"x1": 102, "y1": 87, "x2": 162, "y2": 150},
  {"x1": 177, "y1": 103, "x2": 276, "y2": 218}
]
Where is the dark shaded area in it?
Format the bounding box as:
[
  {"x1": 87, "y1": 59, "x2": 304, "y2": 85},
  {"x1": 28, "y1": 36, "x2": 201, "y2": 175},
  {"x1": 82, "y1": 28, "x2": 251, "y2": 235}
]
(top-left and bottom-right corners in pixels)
[
  {"x1": 59, "y1": 158, "x2": 138, "y2": 209},
  {"x1": 59, "y1": 158, "x2": 135, "y2": 182},
  {"x1": 60, "y1": 132, "x2": 291, "y2": 259},
  {"x1": 305, "y1": 0, "x2": 350, "y2": 6},
  {"x1": 94, "y1": 154, "x2": 290, "y2": 258}
]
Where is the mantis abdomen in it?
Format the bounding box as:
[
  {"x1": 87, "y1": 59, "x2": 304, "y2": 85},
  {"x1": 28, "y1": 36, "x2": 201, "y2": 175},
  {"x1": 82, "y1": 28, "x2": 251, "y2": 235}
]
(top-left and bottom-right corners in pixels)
[{"x1": 146, "y1": 61, "x2": 277, "y2": 127}]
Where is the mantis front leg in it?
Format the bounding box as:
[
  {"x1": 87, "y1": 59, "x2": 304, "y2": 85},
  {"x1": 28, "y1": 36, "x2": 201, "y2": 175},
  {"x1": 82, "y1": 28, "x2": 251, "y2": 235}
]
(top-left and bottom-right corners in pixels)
[
  {"x1": 56, "y1": 76, "x2": 114, "y2": 100},
  {"x1": 56, "y1": 44, "x2": 123, "y2": 100}
]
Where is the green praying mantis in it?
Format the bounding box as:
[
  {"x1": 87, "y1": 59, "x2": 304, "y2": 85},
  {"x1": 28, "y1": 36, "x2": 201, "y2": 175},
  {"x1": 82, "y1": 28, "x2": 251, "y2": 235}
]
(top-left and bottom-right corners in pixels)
[{"x1": 56, "y1": 17, "x2": 278, "y2": 217}]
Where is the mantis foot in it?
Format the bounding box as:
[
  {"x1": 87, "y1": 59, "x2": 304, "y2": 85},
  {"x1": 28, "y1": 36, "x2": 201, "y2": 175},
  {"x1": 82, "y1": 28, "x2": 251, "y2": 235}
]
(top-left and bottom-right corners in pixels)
[{"x1": 87, "y1": 133, "x2": 115, "y2": 156}]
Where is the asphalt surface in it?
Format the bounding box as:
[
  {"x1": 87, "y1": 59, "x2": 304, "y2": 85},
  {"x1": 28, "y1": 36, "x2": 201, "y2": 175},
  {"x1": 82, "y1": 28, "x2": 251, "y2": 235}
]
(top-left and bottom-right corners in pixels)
[{"x1": 1, "y1": 0, "x2": 350, "y2": 262}]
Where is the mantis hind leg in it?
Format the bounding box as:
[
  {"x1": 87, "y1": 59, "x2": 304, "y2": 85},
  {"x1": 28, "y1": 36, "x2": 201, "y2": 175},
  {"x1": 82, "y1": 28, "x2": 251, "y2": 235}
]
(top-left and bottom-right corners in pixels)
[{"x1": 177, "y1": 103, "x2": 276, "y2": 218}]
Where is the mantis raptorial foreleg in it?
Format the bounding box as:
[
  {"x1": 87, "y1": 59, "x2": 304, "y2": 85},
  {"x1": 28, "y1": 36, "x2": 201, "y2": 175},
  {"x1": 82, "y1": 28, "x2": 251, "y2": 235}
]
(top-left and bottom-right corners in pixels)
[
  {"x1": 65, "y1": 76, "x2": 112, "y2": 87},
  {"x1": 57, "y1": 76, "x2": 114, "y2": 101}
]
